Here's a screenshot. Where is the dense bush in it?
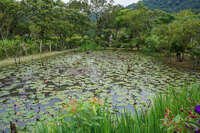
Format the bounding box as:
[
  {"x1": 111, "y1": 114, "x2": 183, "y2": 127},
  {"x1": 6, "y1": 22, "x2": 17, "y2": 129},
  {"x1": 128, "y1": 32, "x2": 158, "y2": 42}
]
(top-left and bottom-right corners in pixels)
[
  {"x1": 66, "y1": 35, "x2": 83, "y2": 48},
  {"x1": 79, "y1": 41, "x2": 102, "y2": 51}
]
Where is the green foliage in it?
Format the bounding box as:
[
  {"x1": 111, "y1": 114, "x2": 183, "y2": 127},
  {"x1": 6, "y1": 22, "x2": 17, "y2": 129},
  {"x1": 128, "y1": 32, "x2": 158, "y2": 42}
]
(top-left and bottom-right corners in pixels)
[
  {"x1": 0, "y1": 39, "x2": 21, "y2": 58},
  {"x1": 79, "y1": 41, "x2": 102, "y2": 51},
  {"x1": 118, "y1": 32, "x2": 130, "y2": 43},
  {"x1": 111, "y1": 40, "x2": 121, "y2": 48},
  {"x1": 35, "y1": 98, "x2": 108, "y2": 133},
  {"x1": 191, "y1": 45, "x2": 200, "y2": 66},
  {"x1": 0, "y1": 0, "x2": 200, "y2": 67},
  {"x1": 144, "y1": 34, "x2": 161, "y2": 52},
  {"x1": 34, "y1": 84, "x2": 200, "y2": 133},
  {"x1": 127, "y1": 0, "x2": 200, "y2": 13},
  {"x1": 66, "y1": 35, "x2": 83, "y2": 48}
]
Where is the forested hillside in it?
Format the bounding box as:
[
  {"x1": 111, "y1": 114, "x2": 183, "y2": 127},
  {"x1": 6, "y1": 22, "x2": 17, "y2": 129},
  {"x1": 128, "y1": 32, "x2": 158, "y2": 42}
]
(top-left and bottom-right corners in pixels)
[{"x1": 127, "y1": 0, "x2": 200, "y2": 12}]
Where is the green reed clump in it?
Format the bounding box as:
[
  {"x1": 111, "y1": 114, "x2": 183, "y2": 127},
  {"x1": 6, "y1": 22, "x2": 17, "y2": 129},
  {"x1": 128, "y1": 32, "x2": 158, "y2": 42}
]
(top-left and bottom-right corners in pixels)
[{"x1": 34, "y1": 84, "x2": 200, "y2": 133}]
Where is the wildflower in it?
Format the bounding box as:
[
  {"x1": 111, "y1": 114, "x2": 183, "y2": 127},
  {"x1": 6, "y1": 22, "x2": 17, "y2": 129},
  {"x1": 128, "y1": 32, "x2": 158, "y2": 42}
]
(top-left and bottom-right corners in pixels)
[
  {"x1": 165, "y1": 108, "x2": 170, "y2": 114},
  {"x1": 187, "y1": 115, "x2": 192, "y2": 119},
  {"x1": 69, "y1": 98, "x2": 76, "y2": 105},
  {"x1": 72, "y1": 104, "x2": 77, "y2": 114},
  {"x1": 93, "y1": 97, "x2": 103, "y2": 104},
  {"x1": 180, "y1": 108, "x2": 184, "y2": 112},
  {"x1": 161, "y1": 119, "x2": 165, "y2": 124},
  {"x1": 188, "y1": 110, "x2": 193, "y2": 115},
  {"x1": 50, "y1": 114, "x2": 54, "y2": 118},
  {"x1": 14, "y1": 104, "x2": 17, "y2": 108},
  {"x1": 194, "y1": 105, "x2": 200, "y2": 115},
  {"x1": 185, "y1": 123, "x2": 189, "y2": 129},
  {"x1": 191, "y1": 115, "x2": 197, "y2": 119},
  {"x1": 63, "y1": 105, "x2": 68, "y2": 110},
  {"x1": 15, "y1": 112, "x2": 20, "y2": 115},
  {"x1": 164, "y1": 113, "x2": 168, "y2": 119},
  {"x1": 191, "y1": 126, "x2": 195, "y2": 130}
]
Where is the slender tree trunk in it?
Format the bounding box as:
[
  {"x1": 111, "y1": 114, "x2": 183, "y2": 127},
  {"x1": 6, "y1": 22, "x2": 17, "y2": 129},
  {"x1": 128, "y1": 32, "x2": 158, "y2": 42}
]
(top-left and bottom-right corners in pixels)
[
  {"x1": 14, "y1": 55, "x2": 18, "y2": 67},
  {"x1": 23, "y1": 42, "x2": 27, "y2": 56},
  {"x1": 49, "y1": 43, "x2": 52, "y2": 52},
  {"x1": 40, "y1": 40, "x2": 42, "y2": 53}
]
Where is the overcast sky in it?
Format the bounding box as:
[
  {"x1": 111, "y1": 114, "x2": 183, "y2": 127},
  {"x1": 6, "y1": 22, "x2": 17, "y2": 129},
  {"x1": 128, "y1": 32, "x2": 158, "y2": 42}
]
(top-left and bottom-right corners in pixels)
[{"x1": 62, "y1": 0, "x2": 140, "y2": 6}]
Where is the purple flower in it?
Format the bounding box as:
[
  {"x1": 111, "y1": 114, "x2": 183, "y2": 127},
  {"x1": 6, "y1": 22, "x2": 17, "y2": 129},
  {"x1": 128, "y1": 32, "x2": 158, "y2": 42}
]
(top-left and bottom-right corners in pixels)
[
  {"x1": 50, "y1": 114, "x2": 54, "y2": 118},
  {"x1": 185, "y1": 123, "x2": 189, "y2": 129},
  {"x1": 14, "y1": 104, "x2": 17, "y2": 107},
  {"x1": 195, "y1": 130, "x2": 200, "y2": 133},
  {"x1": 195, "y1": 105, "x2": 200, "y2": 115}
]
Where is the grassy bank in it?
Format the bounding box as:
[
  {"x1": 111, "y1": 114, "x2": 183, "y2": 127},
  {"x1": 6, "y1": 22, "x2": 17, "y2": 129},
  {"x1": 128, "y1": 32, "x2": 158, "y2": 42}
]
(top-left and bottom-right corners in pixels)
[
  {"x1": 0, "y1": 49, "x2": 78, "y2": 68},
  {"x1": 34, "y1": 84, "x2": 200, "y2": 133}
]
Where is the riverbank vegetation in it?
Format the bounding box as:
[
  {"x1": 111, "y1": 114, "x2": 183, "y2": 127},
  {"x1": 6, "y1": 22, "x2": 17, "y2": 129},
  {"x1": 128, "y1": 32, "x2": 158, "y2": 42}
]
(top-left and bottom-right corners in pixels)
[{"x1": 35, "y1": 84, "x2": 200, "y2": 133}]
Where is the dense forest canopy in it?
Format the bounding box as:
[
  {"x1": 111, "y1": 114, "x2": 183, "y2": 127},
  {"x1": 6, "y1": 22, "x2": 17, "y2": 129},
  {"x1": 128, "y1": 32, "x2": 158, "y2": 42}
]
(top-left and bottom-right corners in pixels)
[
  {"x1": 0, "y1": 0, "x2": 200, "y2": 65},
  {"x1": 127, "y1": 0, "x2": 200, "y2": 13}
]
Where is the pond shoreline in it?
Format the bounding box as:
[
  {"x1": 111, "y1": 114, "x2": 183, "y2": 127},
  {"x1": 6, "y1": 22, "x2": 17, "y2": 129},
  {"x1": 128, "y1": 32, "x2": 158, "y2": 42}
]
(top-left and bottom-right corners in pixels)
[
  {"x1": 0, "y1": 48, "x2": 128, "y2": 68},
  {"x1": 0, "y1": 49, "x2": 78, "y2": 68},
  {"x1": 0, "y1": 48, "x2": 199, "y2": 73}
]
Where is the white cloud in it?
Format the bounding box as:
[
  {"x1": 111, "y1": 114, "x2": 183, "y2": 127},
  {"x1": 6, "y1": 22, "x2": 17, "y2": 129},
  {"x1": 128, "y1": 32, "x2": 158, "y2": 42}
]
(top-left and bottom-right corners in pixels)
[
  {"x1": 114, "y1": 0, "x2": 140, "y2": 6},
  {"x1": 62, "y1": 0, "x2": 139, "y2": 6}
]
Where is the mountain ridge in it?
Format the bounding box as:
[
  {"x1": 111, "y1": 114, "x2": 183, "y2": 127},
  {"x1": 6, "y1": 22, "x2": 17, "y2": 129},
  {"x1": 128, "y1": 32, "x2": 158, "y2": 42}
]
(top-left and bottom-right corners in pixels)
[{"x1": 126, "y1": 0, "x2": 200, "y2": 13}]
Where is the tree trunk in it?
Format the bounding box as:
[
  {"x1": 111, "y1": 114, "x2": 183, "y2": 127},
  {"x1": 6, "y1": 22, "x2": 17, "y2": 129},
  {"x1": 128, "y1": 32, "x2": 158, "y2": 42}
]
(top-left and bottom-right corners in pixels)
[
  {"x1": 136, "y1": 44, "x2": 140, "y2": 51},
  {"x1": 23, "y1": 42, "x2": 27, "y2": 56},
  {"x1": 49, "y1": 43, "x2": 52, "y2": 52},
  {"x1": 10, "y1": 121, "x2": 17, "y2": 133},
  {"x1": 14, "y1": 56, "x2": 18, "y2": 67},
  {"x1": 40, "y1": 40, "x2": 42, "y2": 53}
]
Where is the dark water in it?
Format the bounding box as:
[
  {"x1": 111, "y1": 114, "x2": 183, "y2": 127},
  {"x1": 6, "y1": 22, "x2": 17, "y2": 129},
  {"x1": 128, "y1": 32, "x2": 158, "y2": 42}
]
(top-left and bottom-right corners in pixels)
[{"x1": 0, "y1": 50, "x2": 199, "y2": 132}]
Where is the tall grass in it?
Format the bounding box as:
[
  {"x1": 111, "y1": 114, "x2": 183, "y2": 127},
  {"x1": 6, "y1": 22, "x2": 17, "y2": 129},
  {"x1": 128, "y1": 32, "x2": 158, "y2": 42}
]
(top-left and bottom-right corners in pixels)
[{"x1": 34, "y1": 84, "x2": 200, "y2": 133}]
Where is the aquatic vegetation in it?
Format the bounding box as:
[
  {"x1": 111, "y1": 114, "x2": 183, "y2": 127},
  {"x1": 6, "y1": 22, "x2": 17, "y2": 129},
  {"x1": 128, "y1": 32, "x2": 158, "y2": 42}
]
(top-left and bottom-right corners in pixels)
[
  {"x1": 0, "y1": 50, "x2": 199, "y2": 132},
  {"x1": 35, "y1": 84, "x2": 200, "y2": 133}
]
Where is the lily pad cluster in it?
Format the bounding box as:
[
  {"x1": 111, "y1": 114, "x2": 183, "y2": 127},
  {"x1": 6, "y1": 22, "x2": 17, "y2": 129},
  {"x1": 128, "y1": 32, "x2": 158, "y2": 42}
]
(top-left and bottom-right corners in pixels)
[{"x1": 0, "y1": 50, "x2": 199, "y2": 132}]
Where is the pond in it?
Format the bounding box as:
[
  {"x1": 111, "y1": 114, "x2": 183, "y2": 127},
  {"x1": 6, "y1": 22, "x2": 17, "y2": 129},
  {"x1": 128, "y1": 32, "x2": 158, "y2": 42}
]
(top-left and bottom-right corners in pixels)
[{"x1": 0, "y1": 50, "x2": 199, "y2": 132}]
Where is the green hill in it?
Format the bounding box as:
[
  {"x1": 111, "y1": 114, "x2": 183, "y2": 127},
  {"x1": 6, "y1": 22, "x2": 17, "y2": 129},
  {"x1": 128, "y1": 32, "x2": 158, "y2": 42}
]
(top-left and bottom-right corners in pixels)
[{"x1": 127, "y1": 0, "x2": 200, "y2": 12}]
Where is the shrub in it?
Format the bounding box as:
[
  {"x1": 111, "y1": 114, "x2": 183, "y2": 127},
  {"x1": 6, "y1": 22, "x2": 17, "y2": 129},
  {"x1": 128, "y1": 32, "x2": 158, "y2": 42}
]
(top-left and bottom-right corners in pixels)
[
  {"x1": 145, "y1": 34, "x2": 161, "y2": 52},
  {"x1": 191, "y1": 45, "x2": 200, "y2": 66},
  {"x1": 66, "y1": 35, "x2": 83, "y2": 48},
  {"x1": 111, "y1": 40, "x2": 121, "y2": 48},
  {"x1": 118, "y1": 32, "x2": 130, "y2": 43},
  {"x1": 79, "y1": 41, "x2": 102, "y2": 51}
]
